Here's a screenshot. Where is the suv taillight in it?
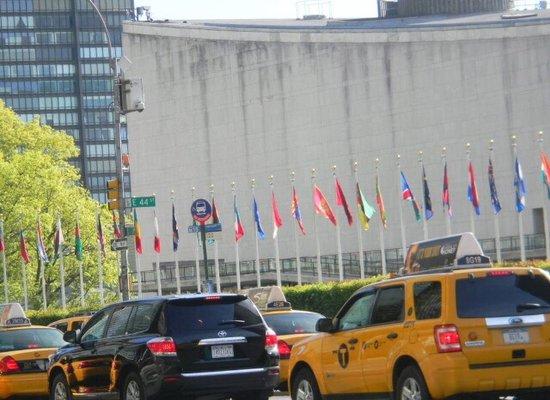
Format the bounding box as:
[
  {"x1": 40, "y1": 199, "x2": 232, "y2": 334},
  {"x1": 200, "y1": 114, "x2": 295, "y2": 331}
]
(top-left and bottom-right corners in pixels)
[
  {"x1": 434, "y1": 325, "x2": 462, "y2": 353},
  {"x1": 0, "y1": 356, "x2": 20, "y2": 374},
  {"x1": 147, "y1": 337, "x2": 177, "y2": 356},
  {"x1": 265, "y1": 328, "x2": 279, "y2": 355},
  {"x1": 278, "y1": 340, "x2": 292, "y2": 359}
]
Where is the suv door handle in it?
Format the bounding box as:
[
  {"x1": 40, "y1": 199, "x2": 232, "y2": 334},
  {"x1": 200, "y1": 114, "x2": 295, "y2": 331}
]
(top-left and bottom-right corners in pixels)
[
  {"x1": 387, "y1": 332, "x2": 398, "y2": 340},
  {"x1": 348, "y1": 338, "x2": 358, "y2": 345}
]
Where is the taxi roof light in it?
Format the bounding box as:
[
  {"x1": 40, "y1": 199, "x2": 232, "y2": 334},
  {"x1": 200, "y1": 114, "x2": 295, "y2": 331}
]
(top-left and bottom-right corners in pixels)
[
  {"x1": 0, "y1": 356, "x2": 20, "y2": 374},
  {"x1": 0, "y1": 303, "x2": 30, "y2": 328}
]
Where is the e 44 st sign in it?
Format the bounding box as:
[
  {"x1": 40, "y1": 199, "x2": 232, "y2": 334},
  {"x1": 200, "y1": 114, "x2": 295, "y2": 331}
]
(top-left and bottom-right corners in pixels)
[{"x1": 131, "y1": 196, "x2": 156, "y2": 208}]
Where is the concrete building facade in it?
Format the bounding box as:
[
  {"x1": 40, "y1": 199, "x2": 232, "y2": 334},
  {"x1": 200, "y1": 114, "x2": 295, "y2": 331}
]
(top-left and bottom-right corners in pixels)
[{"x1": 122, "y1": 13, "x2": 550, "y2": 293}]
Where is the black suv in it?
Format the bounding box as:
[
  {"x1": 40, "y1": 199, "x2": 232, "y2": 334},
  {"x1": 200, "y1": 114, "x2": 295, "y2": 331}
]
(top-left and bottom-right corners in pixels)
[{"x1": 47, "y1": 294, "x2": 279, "y2": 400}]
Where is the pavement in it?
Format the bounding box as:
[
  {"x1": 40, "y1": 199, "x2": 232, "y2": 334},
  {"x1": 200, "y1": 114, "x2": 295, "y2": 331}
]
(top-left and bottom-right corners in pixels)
[{"x1": 270, "y1": 395, "x2": 290, "y2": 400}]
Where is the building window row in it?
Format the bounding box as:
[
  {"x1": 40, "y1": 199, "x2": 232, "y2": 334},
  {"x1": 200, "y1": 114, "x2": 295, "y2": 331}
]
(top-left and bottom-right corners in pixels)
[
  {"x1": 84, "y1": 127, "x2": 114, "y2": 141},
  {"x1": 0, "y1": 63, "x2": 75, "y2": 78},
  {"x1": 0, "y1": 79, "x2": 75, "y2": 94},
  {"x1": 0, "y1": 0, "x2": 72, "y2": 12},
  {"x1": 86, "y1": 158, "x2": 116, "y2": 173},
  {"x1": 87, "y1": 174, "x2": 117, "y2": 190},
  {"x1": 92, "y1": 191, "x2": 108, "y2": 204},
  {"x1": 76, "y1": 12, "x2": 129, "y2": 29},
  {"x1": 83, "y1": 110, "x2": 114, "y2": 125},
  {"x1": 0, "y1": 47, "x2": 74, "y2": 62},
  {"x1": 19, "y1": 111, "x2": 78, "y2": 126},
  {"x1": 82, "y1": 78, "x2": 113, "y2": 93},
  {"x1": 76, "y1": 0, "x2": 133, "y2": 12},
  {"x1": 64, "y1": 127, "x2": 79, "y2": 140},
  {"x1": 79, "y1": 46, "x2": 122, "y2": 59},
  {"x1": 82, "y1": 94, "x2": 112, "y2": 108},
  {"x1": 0, "y1": 31, "x2": 73, "y2": 45},
  {"x1": 3, "y1": 95, "x2": 77, "y2": 110},
  {"x1": 0, "y1": 14, "x2": 72, "y2": 29},
  {"x1": 78, "y1": 31, "x2": 123, "y2": 45},
  {"x1": 80, "y1": 62, "x2": 111, "y2": 76}
]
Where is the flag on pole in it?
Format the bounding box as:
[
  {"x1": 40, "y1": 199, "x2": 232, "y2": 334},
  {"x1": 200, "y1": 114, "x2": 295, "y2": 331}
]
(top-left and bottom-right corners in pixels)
[
  {"x1": 0, "y1": 222, "x2": 4, "y2": 253},
  {"x1": 252, "y1": 196, "x2": 266, "y2": 239},
  {"x1": 54, "y1": 218, "x2": 64, "y2": 257},
  {"x1": 112, "y1": 211, "x2": 122, "y2": 239},
  {"x1": 313, "y1": 185, "x2": 337, "y2": 225},
  {"x1": 400, "y1": 172, "x2": 421, "y2": 221},
  {"x1": 36, "y1": 220, "x2": 49, "y2": 263},
  {"x1": 442, "y1": 162, "x2": 452, "y2": 217},
  {"x1": 540, "y1": 152, "x2": 550, "y2": 199},
  {"x1": 172, "y1": 204, "x2": 179, "y2": 252},
  {"x1": 271, "y1": 192, "x2": 283, "y2": 239},
  {"x1": 291, "y1": 186, "x2": 306, "y2": 235},
  {"x1": 335, "y1": 178, "x2": 353, "y2": 226},
  {"x1": 75, "y1": 222, "x2": 83, "y2": 261},
  {"x1": 19, "y1": 230, "x2": 30, "y2": 264},
  {"x1": 467, "y1": 162, "x2": 481, "y2": 216},
  {"x1": 488, "y1": 158, "x2": 502, "y2": 214},
  {"x1": 514, "y1": 157, "x2": 526, "y2": 213},
  {"x1": 376, "y1": 175, "x2": 387, "y2": 228},
  {"x1": 422, "y1": 166, "x2": 433, "y2": 220},
  {"x1": 211, "y1": 197, "x2": 220, "y2": 224},
  {"x1": 356, "y1": 183, "x2": 376, "y2": 230},
  {"x1": 234, "y1": 194, "x2": 245, "y2": 242},
  {"x1": 153, "y1": 211, "x2": 161, "y2": 253},
  {"x1": 133, "y1": 209, "x2": 142, "y2": 254},
  {"x1": 97, "y1": 213, "x2": 106, "y2": 257}
]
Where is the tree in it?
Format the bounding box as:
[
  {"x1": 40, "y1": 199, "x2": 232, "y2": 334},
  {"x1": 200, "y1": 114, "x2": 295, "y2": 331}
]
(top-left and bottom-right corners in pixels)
[{"x1": 0, "y1": 101, "x2": 119, "y2": 309}]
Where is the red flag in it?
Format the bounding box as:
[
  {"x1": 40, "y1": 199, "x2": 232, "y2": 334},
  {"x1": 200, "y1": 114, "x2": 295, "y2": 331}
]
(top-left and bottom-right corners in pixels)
[
  {"x1": 271, "y1": 191, "x2": 283, "y2": 239},
  {"x1": 19, "y1": 231, "x2": 30, "y2": 264},
  {"x1": 211, "y1": 197, "x2": 220, "y2": 224},
  {"x1": 291, "y1": 187, "x2": 306, "y2": 235},
  {"x1": 335, "y1": 178, "x2": 353, "y2": 226},
  {"x1": 0, "y1": 221, "x2": 5, "y2": 253},
  {"x1": 134, "y1": 209, "x2": 142, "y2": 255},
  {"x1": 234, "y1": 195, "x2": 245, "y2": 242},
  {"x1": 153, "y1": 211, "x2": 161, "y2": 253},
  {"x1": 313, "y1": 185, "x2": 337, "y2": 226}
]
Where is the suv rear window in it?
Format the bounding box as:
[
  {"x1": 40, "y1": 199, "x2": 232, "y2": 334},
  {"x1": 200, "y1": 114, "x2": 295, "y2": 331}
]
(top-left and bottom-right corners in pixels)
[
  {"x1": 456, "y1": 273, "x2": 550, "y2": 318},
  {"x1": 264, "y1": 312, "x2": 323, "y2": 335},
  {"x1": 165, "y1": 296, "x2": 263, "y2": 332}
]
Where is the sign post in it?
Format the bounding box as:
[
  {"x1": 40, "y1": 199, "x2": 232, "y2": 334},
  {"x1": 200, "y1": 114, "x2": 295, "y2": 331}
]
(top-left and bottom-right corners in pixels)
[{"x1": 191, "y1": 199, "x2": 212, "y2": 292}]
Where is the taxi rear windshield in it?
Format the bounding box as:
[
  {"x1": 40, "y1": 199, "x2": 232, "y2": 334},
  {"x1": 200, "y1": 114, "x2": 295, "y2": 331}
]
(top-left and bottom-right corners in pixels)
[
  {"x1": 263, "y1": 312, "x2": 323, "y2": 335},
  {"x1": 456, "y1": 273, "x2": 550, "y2": 318},
  {"x1": 0, "y1": 328, "x2": 66, "y2": 353}
]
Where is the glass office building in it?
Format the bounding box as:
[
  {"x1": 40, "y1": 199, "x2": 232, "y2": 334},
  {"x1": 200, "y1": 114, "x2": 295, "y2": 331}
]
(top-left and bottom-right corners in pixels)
[{"x1": 0, "y1": 0, "x2": 134, "y2": 203}]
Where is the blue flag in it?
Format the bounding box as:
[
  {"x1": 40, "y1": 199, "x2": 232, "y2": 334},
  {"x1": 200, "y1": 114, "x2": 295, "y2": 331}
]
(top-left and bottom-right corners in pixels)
[
  {"x1": 488, "y1": 158, "x2": 501, "y2": 214},
  {"x1": 514, "y1": 157, "x2": 526, "y2": 213},
  {"x1": 252, "y1": 196, "x2": 265, "y2": 239}
]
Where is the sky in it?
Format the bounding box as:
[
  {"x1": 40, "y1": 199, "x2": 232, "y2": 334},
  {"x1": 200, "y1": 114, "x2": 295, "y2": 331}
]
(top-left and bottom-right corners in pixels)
[{"x1": 133, "y1": 0, "x2": 378, "y2": 21}]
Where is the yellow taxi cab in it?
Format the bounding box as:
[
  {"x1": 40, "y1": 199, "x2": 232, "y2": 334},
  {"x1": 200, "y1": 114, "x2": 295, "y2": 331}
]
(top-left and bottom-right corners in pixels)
[
  {"x1": 0, "y1": 303, "x2": 67, "y2": 399},
  {"x1": 48, "y1": 314, "x2": 91, "y2": 333},
  {"x1": 288, "y1": 233, "x2": 550, "y2": 400}
]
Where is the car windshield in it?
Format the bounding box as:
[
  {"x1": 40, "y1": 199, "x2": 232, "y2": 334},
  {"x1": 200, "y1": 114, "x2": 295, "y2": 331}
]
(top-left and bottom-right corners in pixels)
[
  {"x1": 0, "y1": 328, "x2": 67, "y2": 353},
  {"x1": 263, "y1": 312, "x2": 323, "y2": 335},
  {"x1": 456, "y1": 273, "x2": 550, "y2": 318}
]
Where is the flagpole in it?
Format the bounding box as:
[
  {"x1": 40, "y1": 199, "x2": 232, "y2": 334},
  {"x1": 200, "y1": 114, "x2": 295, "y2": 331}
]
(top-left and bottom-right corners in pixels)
[
  {"x1": 96, "y1": 211, "x2": 105, "y2": 305},
  {"x1": 76, "y1": 213, "x2": 84, "y2": 307},
  {"x1": 538, "y1": 131, "x2": 550, "y2": 261},
  {"x1": 37, "y1": 216, "x2": 47, "y2": 310},
  {"x1": 332, "y1": 166, "x2": 344, "y2": 282},
  {"x1": 1, "y1": 219, "x2": 7, "y2": 303},
  {"x1": 311, "y1": 168, "x2": 322, "y2": 282},
  {"x1": 397, "y1": 155, "x2": 407, "y2": 259},
  {"x1": 269, "y1": 176, "x2": 282, "y2": 287},
  {"x1": 375, "y1": 159, "x2": 387, "y2": 275},
  {"x1": 22, "y1": 258, "x2": 28, "y2": 311},
  {"x1": 152, "y1": 198, "x2": 162, "y2": 296},
  {"x1": 353, "y1": 162, "x2": 365, "y2": 279},
  {"x1": 171, "y1": 190, "x2": 181, "y2": 295},
  {"x1": 441, "y1": 147, "x2": 452, "y2": 236},
  {"x1": 251, "y1": 179, "x2": 262, "y2": 288},
  {"x1": 208, "y1": 185, "x2": 221, "y2": 293},
  {"x1": 512, "y1": 135, "x2": 526, "y2": 262},
  {"x1": 290, "y1": 172, "x2": 302, "y2": 285},
  {"x1": 418, "y1": 151, "x2": 429, "y2": 240},
  {"x1": 232, "y1": 182, "x2": 241, "y2": 290},
  {"x1": 57, "y1": 216, "x2": 66, "y2": 310},
  {"x1": 489, "y1": 140, "x2": 502, "y2": 263},
  {"x1": 191, "y1": 186, "x2": 201, "y2": 292},
  {"x1": 466, "y1": 143, "x2": 476, "y2": 235}
]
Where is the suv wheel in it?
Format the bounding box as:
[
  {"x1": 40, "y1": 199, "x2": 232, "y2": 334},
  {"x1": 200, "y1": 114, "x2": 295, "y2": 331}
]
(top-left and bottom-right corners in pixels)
[
  {"x1": 51, "y1": 373, "x2": 72, "y2": 400},
  {"x1": 396, "y1": 366, "x2": 431, "y2": 400},
  {"x1": 123, "y1": 372, "x2": 145, "y2": 400},
  {"x1": 291, "y1": 368, "x2": 321, "y2": 400}
]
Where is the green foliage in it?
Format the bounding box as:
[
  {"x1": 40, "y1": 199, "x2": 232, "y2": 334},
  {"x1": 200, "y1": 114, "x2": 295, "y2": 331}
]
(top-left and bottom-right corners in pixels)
[
  {"x1": 27, "y1": 306, "x2": 95, "y2": 326},
  {"x1": 0, "y1": 102, "x2": 119, "y2": 309},
  {"x1": 283, "y1": 275, "x2": 387, "y2": 318}
]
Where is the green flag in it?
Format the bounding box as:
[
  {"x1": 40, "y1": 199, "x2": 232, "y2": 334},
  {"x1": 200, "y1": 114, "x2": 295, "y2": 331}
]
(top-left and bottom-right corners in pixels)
[
  {"x1": 75, "y1": 222, "x2": 83, "y2": 261},
  {"x1": 356, "y1": 183, "x2": 376, "y2": 230}
]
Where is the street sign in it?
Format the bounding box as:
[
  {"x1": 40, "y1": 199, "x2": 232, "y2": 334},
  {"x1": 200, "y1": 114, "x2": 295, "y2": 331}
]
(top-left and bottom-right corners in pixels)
[
  {"x1": 207, "y1": 238, "x2": 215, "y2": 246},
  {"x1": 190, "y1": 199, "x2": 212, "y2": 223},
  {"x1": 131, "y1": 196, "x2": 156, "y2": 208},
  {"x1": 111, "y1": 238, "x2": 128, "y2": 251},
  {"x1": 188, "y1": 223, "x2": 222, "y2": 234}
]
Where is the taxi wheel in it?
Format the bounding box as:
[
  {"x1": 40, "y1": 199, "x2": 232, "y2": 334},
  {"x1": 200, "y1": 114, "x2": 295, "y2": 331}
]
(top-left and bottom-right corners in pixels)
[
  {"x1": 50, "y1": 373, "x2": 72, "y2": 400},
  {"x1": 122, "y1": 372, "x2": 146, "y2": 400},
  {"x1": 395, "y1": 366, "x2": 431, "y2": 400},
  {"x1": 291, "y1": 368, "x2": 321, "y2": 400}
]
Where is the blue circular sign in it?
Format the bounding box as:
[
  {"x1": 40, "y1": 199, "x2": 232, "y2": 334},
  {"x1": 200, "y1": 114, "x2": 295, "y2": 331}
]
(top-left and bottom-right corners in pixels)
[{"x1": 191, "y1": 198, "x2": 212, "y2": 223}]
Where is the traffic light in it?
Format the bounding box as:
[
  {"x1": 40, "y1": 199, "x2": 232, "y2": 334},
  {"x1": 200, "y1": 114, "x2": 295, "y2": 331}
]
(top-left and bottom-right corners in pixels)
[{"x1": 107, "y1": 178, "x2": 119, "y2": 210}]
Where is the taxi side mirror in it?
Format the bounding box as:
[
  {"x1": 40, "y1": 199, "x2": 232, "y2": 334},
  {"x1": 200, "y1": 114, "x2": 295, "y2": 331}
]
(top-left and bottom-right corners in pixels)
[
  {"x1": 316, "y1": 318, "x2": 335, "y2": 333},
  {"x1": 63, "y1": 329, "x2": 80, "y2": 344}
]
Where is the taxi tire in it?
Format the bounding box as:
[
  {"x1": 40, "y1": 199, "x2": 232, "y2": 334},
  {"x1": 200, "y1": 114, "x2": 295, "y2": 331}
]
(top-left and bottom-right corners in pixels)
[
  {"x1": 395, "y1": 366, "x2": 431, "y2": 400},
  {"x1": 291, "y1": 367, "x2": 322, "y2": 400},
  {"x1": 122, "y1": 372, "x2": 146, "y2": 400},
  {"x1": 50, "y1": 373, "x2": 73, "y2": 400}
]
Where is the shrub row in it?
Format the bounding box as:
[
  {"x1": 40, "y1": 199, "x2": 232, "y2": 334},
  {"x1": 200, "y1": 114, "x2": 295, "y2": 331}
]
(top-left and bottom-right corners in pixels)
[{"x1": 27, "y1": 307, "x2": 94, "y2": 326}]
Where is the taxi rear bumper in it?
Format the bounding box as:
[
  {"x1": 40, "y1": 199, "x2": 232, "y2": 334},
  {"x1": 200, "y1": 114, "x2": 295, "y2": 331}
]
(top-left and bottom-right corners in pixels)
[
  {"x1": 0, "y1": 372, "x2": 49, "y2": 399},
  {"x1": 421, "y1": 353, "x2": 550, "y2": 399}
]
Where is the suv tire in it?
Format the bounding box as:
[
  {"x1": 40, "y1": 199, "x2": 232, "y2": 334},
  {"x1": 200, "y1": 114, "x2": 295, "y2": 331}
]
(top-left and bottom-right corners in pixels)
[
  {"x1": 122, "y1": 372, "x2": 146, "y2": 400},
  {"x1": 395, "y1": 366, "x2": 431, "y2": 400},
  {"x1": 50, "y1": 373, "x2": 72, "y2": 400},
  {"x1": 291, "y1": 367, "x2": 322, "y2": 400}
]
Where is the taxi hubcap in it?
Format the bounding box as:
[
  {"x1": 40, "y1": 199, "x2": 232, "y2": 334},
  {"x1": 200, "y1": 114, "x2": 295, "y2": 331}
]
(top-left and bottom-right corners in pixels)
[
  {"x1": 126, "y1": 380, "x2": 141, "y2": 400},
  {"x1": 401, "y1": 377, "x2": 421, "y2": 400},
  {"x1": 54, "y1": 381, "x2": 68, "y2": 400},
  {"x1": 296, "y1": 379, "x2": 314, "y2": 400}
]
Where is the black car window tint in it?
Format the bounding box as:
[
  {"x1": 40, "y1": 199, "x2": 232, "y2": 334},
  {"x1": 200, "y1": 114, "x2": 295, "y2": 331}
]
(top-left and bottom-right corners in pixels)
[
  {"x1": 127, "y1": 303, "x2": 155, "y2": 334},
  {"x1": 106, "y1": 306, "x2": 133, "y2": 337},
  {"x1": 371, "y1": 286, "x2": 405, "y2": 325},
  {"x1": 338, "y1": 292, "x2": 377, "y2": 331},
  {"x1": 80, "y1": 310, "x2": 110, "y2": 342},
  {"x1": 55, "y1": 323, "x2": 68, "y2": 333},
  {"x1": 414, "y1": 281, "x2": 442, "y2": 320},
  {"x1": 264, "y1": 312, "x2": 323, "y2": 335},
  {"x1": 72, "y1": 321, "x2": 83, "y2": 331}
]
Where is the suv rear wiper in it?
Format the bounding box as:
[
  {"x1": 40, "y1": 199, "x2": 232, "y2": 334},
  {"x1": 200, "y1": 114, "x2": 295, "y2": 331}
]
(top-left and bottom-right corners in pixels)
[
  {"x1": 219, "y1": 319, "x2": 246, "y2": 326},
  {"x1": 516, "y1": 303, "x2": 550, "y2": 312}
]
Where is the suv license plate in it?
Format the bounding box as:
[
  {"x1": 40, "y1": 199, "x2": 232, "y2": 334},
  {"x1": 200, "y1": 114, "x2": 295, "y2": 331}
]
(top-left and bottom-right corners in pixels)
[
  {"x1": 211, "y1": 344, "x2": 234, "y2": 359},
  {"x1": 503, "y1": 328, "x2": 530, "y2": 344}
]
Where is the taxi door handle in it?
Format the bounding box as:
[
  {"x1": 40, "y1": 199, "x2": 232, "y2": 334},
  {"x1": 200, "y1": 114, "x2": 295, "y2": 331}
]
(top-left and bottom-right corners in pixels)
[
  {"x1": 348, "y1": 338, "x2": 358, "y2": 345},
  {"x1": 387, "y1": 332, "x2": 398, "y2": 340}
]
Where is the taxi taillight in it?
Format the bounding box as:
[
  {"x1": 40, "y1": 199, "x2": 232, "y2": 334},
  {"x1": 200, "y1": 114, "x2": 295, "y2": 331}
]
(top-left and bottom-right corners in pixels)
[
  {"x1": 434, "y1": 325, "x2": 462, "y2": 353},
  {"x1": 277, "y1": 340, "x2": 292, "y2": 359},
  {"x1": 0, "y1": 356, "x2": 20, "y2": 374}
]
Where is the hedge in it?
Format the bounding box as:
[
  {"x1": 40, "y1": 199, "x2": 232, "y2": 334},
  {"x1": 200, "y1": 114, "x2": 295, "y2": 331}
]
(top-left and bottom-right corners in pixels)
[{"x1": 27, "y1": 307, "x2": 95, "y2": 326}]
